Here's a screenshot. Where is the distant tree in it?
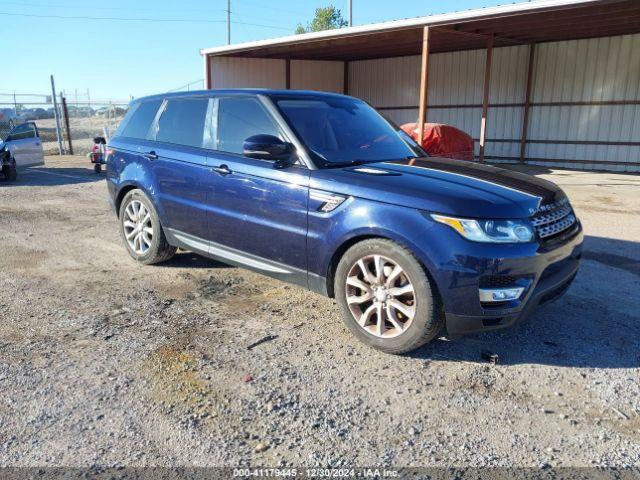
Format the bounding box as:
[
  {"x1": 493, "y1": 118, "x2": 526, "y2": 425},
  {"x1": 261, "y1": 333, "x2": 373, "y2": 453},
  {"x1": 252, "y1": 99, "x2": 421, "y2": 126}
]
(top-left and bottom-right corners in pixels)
[{"x1": 295, "y1": 5, "x2": 348, "y2": 34}]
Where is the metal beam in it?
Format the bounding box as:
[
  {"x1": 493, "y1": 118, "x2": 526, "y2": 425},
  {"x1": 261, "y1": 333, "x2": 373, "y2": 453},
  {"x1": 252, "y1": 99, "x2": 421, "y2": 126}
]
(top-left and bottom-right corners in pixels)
[
  {"x1": 478, "y1": 34, "x2": 494, "y2": 163},
  {"x1": 439, "y1": 26, "x2": 523, "y2": 46},
  {"x1": 483, "y1": 155, "x2": 640, "y2": 168},
  {"x1": 520, "y1": 43, "x2": 536, "y2": 163},
  {"x1": 285, "y1": 58, "x2": 291, "y2": 89},
  {"x1": 204, "y1": 55, "x2": 212, "y2": 89},
  {"x1": 376, "y1": 99, "x2": 640, "y2": 110},
  {"x1": 417, "y1": 26, "x2": 430, "y2": 146},
  {"x1": 343, "y1": 61, "x2": 349, "y2": 95}
]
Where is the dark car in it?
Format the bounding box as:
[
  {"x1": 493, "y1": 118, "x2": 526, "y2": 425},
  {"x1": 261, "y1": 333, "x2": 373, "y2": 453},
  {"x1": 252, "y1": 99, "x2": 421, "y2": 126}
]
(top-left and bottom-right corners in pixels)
[{"x1": 106, "y1": 90, "x2": 582, "y2": 354}]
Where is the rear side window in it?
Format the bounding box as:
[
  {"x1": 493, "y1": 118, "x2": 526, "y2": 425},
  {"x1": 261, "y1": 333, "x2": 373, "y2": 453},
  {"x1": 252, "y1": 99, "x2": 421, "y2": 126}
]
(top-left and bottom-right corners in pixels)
[
  {"x1": 157, "y1": 98, "x2": 210, "y2": 148},
  {"x1": 119, "y1": 100, "x2": 162, "y2": 139},
  {"x1": 217, "y1": 97, "x2": 281, "y2": 155}
]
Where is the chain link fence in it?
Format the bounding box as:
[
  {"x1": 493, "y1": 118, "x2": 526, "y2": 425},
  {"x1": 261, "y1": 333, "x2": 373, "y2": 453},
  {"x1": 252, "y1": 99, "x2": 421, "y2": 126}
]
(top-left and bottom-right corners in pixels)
[{"x1": 0, "y1": 92, "x2": 129, "y2": 155}]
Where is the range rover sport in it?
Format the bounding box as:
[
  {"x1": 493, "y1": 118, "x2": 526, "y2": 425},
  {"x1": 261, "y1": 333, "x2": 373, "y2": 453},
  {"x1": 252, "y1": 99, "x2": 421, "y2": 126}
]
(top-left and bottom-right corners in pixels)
[{"x1": 106, "y1": 90, "x2": 582, "y2": 354}]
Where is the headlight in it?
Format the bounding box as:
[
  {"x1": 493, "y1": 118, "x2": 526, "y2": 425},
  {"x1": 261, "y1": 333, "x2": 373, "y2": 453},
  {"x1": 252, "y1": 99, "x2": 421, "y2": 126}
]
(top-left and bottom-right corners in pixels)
[{"x1": 431, "y1": 214, "x2": 534, "y2": 243}]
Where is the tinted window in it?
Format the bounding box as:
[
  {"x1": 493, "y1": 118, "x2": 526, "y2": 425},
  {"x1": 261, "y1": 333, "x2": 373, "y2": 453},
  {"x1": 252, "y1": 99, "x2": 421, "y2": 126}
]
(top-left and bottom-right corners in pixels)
[
  {"x1": 217, "y1": 97, "x2": 280, "y2": 155},
  {"x1": 276, "y1": 97, "x2": 417, "y2": 166},
  {"x1": 157, "y1": 98, "x2": 210, "y2": 148},
  {"x1": 119, "y1": 100, "x2": 162, "y2": 139},
  {"x1": 9, "y1": 123, "x2": 37, "y2": 140}
]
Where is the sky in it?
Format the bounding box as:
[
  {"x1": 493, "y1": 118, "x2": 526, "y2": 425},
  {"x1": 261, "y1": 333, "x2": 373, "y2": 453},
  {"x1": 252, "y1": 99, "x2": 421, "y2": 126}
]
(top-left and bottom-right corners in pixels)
[{"x1": 2, "y1": 0, "x2": 527, "y2": 103}]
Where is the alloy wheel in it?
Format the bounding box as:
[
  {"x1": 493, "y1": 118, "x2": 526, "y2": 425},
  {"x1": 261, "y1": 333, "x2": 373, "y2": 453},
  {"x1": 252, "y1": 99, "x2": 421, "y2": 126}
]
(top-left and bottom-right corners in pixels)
[
  {"x1": 123, "y1": 200, "x2": 154, "y2": 255},
  {"x1": 345, "y1": 254, "x2": 416, "y2": 338}
]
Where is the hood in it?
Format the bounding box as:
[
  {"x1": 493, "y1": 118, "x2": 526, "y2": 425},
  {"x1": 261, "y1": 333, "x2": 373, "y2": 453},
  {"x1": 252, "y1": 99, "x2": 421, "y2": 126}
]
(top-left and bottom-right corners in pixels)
[{"x1": 311, "y1": 157, "x2": 564, "y2": 219}]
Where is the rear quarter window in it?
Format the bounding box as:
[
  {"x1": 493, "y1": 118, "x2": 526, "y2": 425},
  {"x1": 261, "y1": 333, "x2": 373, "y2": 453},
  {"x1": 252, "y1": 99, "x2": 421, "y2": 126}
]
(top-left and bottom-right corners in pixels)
[{"x1": 117, "y1": 99, "x2": 162, "y2": 139}]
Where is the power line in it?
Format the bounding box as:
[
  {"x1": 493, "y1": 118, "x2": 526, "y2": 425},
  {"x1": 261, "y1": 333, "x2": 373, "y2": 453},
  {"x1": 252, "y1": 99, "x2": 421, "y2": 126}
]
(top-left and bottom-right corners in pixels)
[
  {"x1": 0, "y1": 11, "x2": 291, "y2": 30},
  {"x1": 233, "y1": 1, "x2": 308, "y2": 16},
  {"x1": 2, "y1": 0, "x2": 308, "y2": 15},
  {"x1": 2, "y1": 0, "x2": 228, "y2": 14}
]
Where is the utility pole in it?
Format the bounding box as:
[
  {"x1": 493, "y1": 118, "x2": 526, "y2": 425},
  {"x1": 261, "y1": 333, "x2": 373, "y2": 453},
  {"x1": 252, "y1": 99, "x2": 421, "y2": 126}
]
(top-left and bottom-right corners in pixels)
[
  {"x1": 226, "y1": 0, "x2": 231, "y2": 45},
  {"x1": 50, "y1": 75, "x2": 64, "y2": 155},
  {"x1": 87, "y1": 88, "x2": 91, "y2": 110},
  {"x1": 348, "y1": 0, "x2": 352, "y2": 26}
]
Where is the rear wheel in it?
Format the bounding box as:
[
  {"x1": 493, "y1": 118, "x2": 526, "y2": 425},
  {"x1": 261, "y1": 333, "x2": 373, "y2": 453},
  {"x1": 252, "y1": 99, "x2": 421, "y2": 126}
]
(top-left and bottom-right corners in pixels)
[
  {"x1": 334, "y1": 238, "x2": 443, "y2": 354},
  {"x1": 118, "y1": 189, "x2": 176, "y2": 265}
]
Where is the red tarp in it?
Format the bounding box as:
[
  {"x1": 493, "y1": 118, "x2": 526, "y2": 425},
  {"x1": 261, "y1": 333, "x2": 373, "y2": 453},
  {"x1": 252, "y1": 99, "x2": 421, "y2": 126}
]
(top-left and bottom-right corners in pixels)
[{"x1": 401, "y1": 122, "x2": 474, "y2": 161}]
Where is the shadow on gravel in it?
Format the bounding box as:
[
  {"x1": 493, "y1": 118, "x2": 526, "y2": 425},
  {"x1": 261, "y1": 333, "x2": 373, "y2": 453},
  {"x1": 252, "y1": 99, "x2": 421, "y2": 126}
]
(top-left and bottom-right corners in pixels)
[
  {"x1": 0, "y1": 166, "x2": 103, "y2": 187},
  {"x1": 410, "y1": 235, "x2": 640, "y2": 369},
  {"x1": 163, "y1": 252, "x2": 232, "y2": 269}
]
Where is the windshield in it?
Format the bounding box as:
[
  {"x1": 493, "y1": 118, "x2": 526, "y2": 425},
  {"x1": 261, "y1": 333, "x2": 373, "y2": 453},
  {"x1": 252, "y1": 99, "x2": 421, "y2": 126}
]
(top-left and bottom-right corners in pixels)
[{"x1": 275, "y1": 96, "x2": 421, "y2": 167}]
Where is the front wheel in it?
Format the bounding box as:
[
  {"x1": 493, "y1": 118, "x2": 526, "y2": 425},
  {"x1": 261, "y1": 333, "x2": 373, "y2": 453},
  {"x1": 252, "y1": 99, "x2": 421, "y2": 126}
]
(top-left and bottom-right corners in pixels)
[
  {"x1": 94, "y1": 163, "x2": 102, "y2": 174},
  {"x1": 334, "y1": 238, "x2": 443, "y2": 354},
  {"x1": 118, "y1": 189, "x2": 176, "y2": 265}
]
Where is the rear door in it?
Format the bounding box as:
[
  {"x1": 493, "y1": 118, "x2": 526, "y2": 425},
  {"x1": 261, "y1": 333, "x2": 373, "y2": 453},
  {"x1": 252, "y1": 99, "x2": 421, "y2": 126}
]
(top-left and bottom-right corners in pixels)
[
  {"x1": 149, "y1": 96, "x2": 214, "y2": 243},
  {"x1": 107, "y1": 99, "x2": 163, "y2": 209},
  {"x1": 206, "y1": 95, "x2": 310, "y2": 276}
]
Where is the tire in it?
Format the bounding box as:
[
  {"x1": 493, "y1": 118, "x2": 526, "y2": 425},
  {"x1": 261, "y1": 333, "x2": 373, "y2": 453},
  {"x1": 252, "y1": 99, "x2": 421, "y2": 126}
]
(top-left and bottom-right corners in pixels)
[
  {"x1": 118, "y1": 189, "x2": 176, "y2": 265},
  {"x1": 334, "y1": 238, "x2": 443, "y2": 354},
  {"x1": 94, "y1": 163, "x2": 102, "y2": 174},
  {"x1": 2, "y1": 164, "x2": 16, "y2": 181}
]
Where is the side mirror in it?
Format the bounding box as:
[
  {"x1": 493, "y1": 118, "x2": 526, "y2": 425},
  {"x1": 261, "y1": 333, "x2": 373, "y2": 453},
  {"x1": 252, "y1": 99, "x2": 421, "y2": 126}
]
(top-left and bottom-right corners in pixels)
[{"x1": 243, "y1": 134, "x2": 292, "y2": 163}]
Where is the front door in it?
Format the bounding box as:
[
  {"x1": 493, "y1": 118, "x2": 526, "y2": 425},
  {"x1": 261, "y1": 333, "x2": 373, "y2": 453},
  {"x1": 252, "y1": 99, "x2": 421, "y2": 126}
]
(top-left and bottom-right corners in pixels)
[
  {"x1": 206, "y1": 95, "x2": 309, "y2": 281},
  {"x1": 6, "y1": 122, "x2": 44, "y2": 167}
]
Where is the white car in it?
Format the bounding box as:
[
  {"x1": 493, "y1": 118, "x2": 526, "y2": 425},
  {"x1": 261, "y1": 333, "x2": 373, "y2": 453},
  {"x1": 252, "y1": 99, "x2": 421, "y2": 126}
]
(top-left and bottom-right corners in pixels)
[{"x1": 0, "y1": 122, "x2": 45, "y2": 179}]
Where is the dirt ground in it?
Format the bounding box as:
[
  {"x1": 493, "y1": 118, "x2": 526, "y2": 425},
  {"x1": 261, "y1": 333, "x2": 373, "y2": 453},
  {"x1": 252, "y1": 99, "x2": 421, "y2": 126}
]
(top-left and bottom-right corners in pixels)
[{"x1": 0, "y1": 156, "x2": 638, "y2": 469}]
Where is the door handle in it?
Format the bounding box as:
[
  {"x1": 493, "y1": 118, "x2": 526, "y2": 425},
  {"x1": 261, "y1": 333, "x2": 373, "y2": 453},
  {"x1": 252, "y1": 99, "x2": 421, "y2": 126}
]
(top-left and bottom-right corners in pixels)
[
  {"x1": 144, "y1": 151, "x2": 158, "y2": 160},
  {"x1": 212, "y1": 164, "x2": 232, "y2": 175}
]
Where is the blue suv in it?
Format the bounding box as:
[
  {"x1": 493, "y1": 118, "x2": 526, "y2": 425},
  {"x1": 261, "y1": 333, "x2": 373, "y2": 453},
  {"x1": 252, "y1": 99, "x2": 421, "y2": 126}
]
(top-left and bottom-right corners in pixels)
[{"x1": 106, "y1": 90, "x2": 582, "y2": 354}]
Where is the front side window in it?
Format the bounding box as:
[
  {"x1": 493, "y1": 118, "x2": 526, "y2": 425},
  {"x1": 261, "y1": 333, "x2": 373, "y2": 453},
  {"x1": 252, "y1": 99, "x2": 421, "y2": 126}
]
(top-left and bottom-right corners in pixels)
[
  {"x1": 156, "y1": 98, "x2": 210, "y2": 148},
  {"x1": 118, "y1": 99, "x2": 162, "y2": 139},
  {"x1": 217, "y1": 97, "x2": 281, "y2": 155},
  {"x1": 275, "y1": 96, "x2": 419, "y2": 166}
]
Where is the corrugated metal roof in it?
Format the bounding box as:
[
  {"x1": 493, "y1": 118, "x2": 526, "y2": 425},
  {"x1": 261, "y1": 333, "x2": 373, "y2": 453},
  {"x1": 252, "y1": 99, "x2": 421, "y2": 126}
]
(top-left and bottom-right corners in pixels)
[{"x1": 200, "y1": 0, "x2": 606, "y2": 56}]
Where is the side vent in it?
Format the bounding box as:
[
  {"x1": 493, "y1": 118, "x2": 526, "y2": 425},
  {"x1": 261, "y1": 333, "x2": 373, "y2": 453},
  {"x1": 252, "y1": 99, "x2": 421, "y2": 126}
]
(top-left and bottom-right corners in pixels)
[{"x1": 309, "y1": 190, "x2": 347, "y2": 213}]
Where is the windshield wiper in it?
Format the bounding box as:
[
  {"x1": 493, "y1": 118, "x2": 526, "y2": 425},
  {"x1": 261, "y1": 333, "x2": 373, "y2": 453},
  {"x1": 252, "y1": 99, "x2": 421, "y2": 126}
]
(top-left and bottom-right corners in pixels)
[{"x1": 322, "y1": 159, "x2": 378, "y2": 169}]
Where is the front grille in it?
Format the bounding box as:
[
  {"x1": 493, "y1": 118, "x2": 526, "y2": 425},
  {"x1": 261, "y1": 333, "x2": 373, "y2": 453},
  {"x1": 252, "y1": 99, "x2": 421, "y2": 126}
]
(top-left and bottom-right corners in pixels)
[{"x1": 531, "y1": 198, "x2": 577, "y2": 240}]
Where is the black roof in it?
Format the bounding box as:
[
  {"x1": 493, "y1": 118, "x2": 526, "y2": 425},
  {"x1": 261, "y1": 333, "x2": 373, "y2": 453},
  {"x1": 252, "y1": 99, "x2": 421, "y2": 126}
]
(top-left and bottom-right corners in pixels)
[{"x1": 133, "y1": 88, "x2": 352, "y2": 104}]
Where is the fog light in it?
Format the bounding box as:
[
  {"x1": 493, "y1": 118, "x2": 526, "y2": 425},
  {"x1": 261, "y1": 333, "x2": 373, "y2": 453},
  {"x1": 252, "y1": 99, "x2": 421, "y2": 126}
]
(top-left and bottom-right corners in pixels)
[{"x1": 479, "y1": 287, "x2": 525, "y2": 303}]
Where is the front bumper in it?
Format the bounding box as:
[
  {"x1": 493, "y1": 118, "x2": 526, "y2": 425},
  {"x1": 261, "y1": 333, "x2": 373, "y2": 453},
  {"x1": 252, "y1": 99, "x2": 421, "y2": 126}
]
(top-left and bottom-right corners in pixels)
[
  {"x1": 445, "y1": 252, "x2": 579, "y2": 335},
  {"x1": 425, "y1": 222, "x2": 583, "y2": 336}
]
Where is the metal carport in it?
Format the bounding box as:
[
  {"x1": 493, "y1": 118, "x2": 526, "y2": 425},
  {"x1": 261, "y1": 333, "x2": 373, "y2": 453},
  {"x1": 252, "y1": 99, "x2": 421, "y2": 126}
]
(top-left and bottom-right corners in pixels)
[{"x1": 200, "y1": 0, "x2": 640, "y2": 172}]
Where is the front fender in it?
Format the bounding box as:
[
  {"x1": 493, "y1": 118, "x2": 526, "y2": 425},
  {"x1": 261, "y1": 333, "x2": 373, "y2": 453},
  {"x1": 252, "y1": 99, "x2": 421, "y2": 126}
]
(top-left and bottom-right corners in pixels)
[{"x1": 307, "y1": 196, "x2": 444, "y2": 295}]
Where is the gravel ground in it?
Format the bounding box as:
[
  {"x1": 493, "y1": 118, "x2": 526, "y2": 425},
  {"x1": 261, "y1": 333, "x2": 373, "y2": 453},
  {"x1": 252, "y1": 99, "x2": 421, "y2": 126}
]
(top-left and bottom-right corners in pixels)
[{"x1": 0, "y1": 156, "x2": 638, "y2": 469}]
